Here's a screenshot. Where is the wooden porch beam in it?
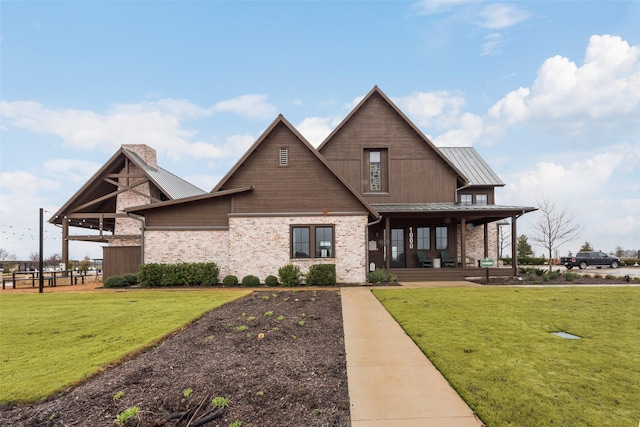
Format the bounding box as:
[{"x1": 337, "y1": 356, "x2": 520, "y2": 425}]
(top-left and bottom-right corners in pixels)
[
  {"x1": 385, "y1": 216, "x2": 391, "y2": 271},
  {"x1": 511, "y1": 215, "x2": 518, "y2": 276},
  {"x1": 460, "y1": 218, "x2": 466, "y2": 268},
  {"x1": 103, "y1": 177, "x2": 162, "y2": 204}
]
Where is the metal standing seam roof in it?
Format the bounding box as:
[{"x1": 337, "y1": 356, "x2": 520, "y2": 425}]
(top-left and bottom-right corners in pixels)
[
  {"x1": 439, "y1": 147, "x2": 504, "y2": 187},
  {"x1": 124, "y1": 149, "x2": 207, "y2": 200},
  {"x1": 371, "y1": 203, "x2": 534, "y2": 213}
]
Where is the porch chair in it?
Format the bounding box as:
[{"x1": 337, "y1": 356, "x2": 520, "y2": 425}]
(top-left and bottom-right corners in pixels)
[
  {"x1": 417, "y1": 251, "x2": 433, "y2": 268},
  {"x1": 440, "y1": 250, "x2": 456, "y2": 268}
]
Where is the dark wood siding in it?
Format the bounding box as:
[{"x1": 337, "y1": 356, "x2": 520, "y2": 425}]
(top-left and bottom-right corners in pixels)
[
  {"x1": 145, "y1": 198, "x2": 231, "y2": 227},
  {"x1": 221, "y1": 123, "x2": 367, "y2": 214},
  {"x1": 103, "y1": 246, "x2": 141, "y2": 280},
  {"x1": 320, "y1": 91, "x2": 459, "y2": 204}
]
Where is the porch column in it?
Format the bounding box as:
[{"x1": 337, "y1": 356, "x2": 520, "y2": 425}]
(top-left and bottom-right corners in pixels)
[
  {"x1": 511, "y1": 215, "x2": 518, "y2": 276},
  {"x1": 460, "y1": 218, "x2": 466, "y2": 268},
  {"x1": 385, "y1": 216, "x2": 391, "y2": 271},
  {"x1": 62, "y1": 219, "x2": 69, "y2": 272},
  {"x1": 483, "y1": 223, "x2": 489, "y2": 258}
]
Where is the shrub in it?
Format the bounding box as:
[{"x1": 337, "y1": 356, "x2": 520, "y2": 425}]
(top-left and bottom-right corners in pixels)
[
  {"x1": 241, "y1": 275, "x2": 260, "y2": 287},
  {"x1": 306, "y1": 264, "x2": 336, "y2": 286},
  {"x1": 278, "y1": 264, "x2": 302, "y2": 287},
  {"x1": 564, "y1": 271, "x2": 579, "y2": 282},
  {"x1": 123, "y1": 274, "x2": 138, "y2": 285},
  {"x1": 138, "y1": 263, "x2": 219, "y2": 287},
  {"x1": 222, "y1": 275, "x2": 238, "y2": 286},
  {"x1": 265, "y1": 275, "x2": 279, "y2": 287},
  {"x1": 368, "y1": 269, "x2": 386, "y2": 284},
  {"x1": 367, "y1": 269, "x2": 396, "y2": 284},
  {"x1": 138, "y1": 263, "x2": 162, "y2": 287},
  {"x1": 104, "y1": 275, "x2": 130, "y2": 288}
]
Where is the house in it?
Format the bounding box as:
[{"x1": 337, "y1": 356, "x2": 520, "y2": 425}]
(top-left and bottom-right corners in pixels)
[{"x1": 51, "y1": 86, "x2": 535, "y2": 282}]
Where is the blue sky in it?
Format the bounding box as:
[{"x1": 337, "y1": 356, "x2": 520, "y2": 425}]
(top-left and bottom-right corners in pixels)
[{"x1": 1, "y1": 1, "x2": 639, "y2": 261}]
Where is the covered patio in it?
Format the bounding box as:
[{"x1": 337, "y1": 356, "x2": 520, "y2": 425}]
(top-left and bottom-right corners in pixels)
[{"x1": 367, "y1": 203, "x2": 536, "y2": 281}]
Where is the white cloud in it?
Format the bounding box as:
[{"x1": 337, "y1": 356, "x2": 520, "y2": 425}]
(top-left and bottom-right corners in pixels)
[
  {"x1": 393, "y1": 91, "x2": 466, "y2": 128},
  {"x1": 0, "y1": 170, "x2": 59, "y2": 194},
  {"x1": 481, "y1": 32, "x2": 506, "y2": 56},
  {"x1": 0, "y1": 95, "x2": 278, "y2": 161},
  {"x1": 488, "y1": 35, "x2": 640, "y2": 134},
  {"x1": 479, "y1": 3, "x2": 532, "y2": 29},
  {"x1": 297, "y1": 116, "x2": 342, "y2": 147},
  {"x1": 411, "y1": 0, "x2": 473, "y2": 16},
  {"x1": 43, "y1": 159, "x2": 103, "y2": 184},
  {"x1": 213, "y1": 94, "x2": 278, "y2": 120}
]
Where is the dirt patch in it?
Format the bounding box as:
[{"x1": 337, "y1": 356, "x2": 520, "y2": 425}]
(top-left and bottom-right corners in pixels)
[{"x1": 0, "y1": 290, "x2": 350, "y2": 427}]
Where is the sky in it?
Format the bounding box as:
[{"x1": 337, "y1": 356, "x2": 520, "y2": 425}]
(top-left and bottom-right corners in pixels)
[{"x1": 1, "y1": 0, "x2": 639, "y2": 262}]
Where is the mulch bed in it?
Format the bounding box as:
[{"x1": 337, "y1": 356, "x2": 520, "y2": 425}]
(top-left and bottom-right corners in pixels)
[{"x1": 0, "y1": 290, "x2": 350, "y2": 427}]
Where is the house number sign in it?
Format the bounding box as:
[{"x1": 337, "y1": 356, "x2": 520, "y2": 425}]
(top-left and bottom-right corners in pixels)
[{"x1": 408, "y1": 227, "x2": 414, "y2": 249}]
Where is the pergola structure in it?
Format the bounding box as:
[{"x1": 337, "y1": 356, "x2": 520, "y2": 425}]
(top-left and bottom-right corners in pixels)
[{"x1": 49, "y1": 145, "x2": 205, "y2": 272}]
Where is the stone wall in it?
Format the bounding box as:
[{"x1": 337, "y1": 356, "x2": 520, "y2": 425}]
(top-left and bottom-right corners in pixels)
[
  {"x1": 144, "y1": 230, "x2": 231, "y2": 276},
  {"x1": 143, "y1": 215, "x2": 369, "y2": 283},
  {"x1": 457, "y1": 222, "x2": 499, "y2": 265}
]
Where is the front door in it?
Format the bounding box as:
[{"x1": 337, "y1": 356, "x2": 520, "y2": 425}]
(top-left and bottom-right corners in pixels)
[{"x1": 390, "y1": 228, "x2": 405, "y2": 268}]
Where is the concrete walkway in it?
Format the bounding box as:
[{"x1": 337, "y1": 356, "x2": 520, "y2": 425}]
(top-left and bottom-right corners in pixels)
[{"x1": 341, "y1": 283, "x2": 485, "y2": 427}]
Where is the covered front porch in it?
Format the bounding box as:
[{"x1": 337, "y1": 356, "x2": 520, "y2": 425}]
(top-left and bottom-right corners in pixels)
[{"x1": 367, "y1": 203, "x2": 536, "y2": 281}]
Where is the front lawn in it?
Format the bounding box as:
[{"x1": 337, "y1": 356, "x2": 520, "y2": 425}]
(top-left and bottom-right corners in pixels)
[
  {"x1": 374, "y1": 287, "x2": 640, "y2": 427},
  {"x1": 0, "y1": 290, "x2": 249, "y2": 403}
]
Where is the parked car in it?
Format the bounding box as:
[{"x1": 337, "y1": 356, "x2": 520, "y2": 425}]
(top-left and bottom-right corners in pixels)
[{"x1": 561, "y1": 251, "x2": 621, "y2": 269}]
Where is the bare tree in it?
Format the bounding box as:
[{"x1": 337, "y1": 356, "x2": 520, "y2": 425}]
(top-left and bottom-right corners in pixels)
[
  {"x1": 0, "y1": 248, "x2": 15, "y2": 261},
  {"x1": 498, "y1": 222, "x2": 511, "y2": 260},
  {"x1": 532, "y1": 199, "x2": 582, "y2": 271}
]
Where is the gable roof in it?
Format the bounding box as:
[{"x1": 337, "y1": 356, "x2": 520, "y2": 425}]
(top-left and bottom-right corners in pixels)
[
  {"x1": 123, "y1": 148, "x2": 207, "y2": 199},
  {"x1": 212, "y1": 114, "x2": 380, "y2": 219},
  {"x1": 125, "y1": 186, "x2": 253, "y2": 213},
  {"x1": 49, "y1": 146, "x2": 206, "y2": 226},
  {"x1": 439, "y1": 147, "x2": 505, "y2": 187},
  {"x1": 317, "y1": 86, "x2": 469, "y2": 185}
]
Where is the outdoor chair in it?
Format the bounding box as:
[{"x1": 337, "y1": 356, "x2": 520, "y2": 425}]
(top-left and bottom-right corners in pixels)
[
  {"x1": 417, "y1": 251, "x2": 433, "y2": 268},
  {"x1": 440, "y1": 250, "x2": 456, "y2": 268}
]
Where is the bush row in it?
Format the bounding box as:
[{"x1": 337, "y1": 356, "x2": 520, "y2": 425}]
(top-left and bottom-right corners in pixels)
[
  {"x1": 138, "y1": 263, "x2": 219, "y2": 287},
  {"x1": 132, "y1": 262, "x2": 336, "y2": 287},
  {"x1": 502, "y1": 257, "x2": 548, "y2": 266},
  {"x1": 104, "y1": 274, "x2": 138, "y2": 288}
]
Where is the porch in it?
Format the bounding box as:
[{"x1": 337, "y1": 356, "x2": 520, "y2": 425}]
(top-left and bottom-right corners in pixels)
[{"x1": 390, "y1": 266, "x2": 514, "y2": 282}]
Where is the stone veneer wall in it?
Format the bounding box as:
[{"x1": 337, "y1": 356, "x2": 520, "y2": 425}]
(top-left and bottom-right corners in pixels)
[
  {"x1": 144, "y1": 230, "x2": 231, "y2": 276},
  {"x1": 143, "y1": 215, "x2": 369, "y2": 283},
  {"x1": 457, "y1": 222, "x2": 499, "y2": 265}
]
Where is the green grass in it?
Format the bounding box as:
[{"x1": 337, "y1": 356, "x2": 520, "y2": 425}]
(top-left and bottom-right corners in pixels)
[
  {"x1": 374, "y1": 287, "x2": 640, "y2": 427},
  {"x1": 0, "y1": 290, "x2": 249, "y2": 403}
]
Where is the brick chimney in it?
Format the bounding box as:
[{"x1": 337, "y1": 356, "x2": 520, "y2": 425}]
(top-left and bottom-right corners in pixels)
[{"x1": 122, "y1": 144, "x2": 157, "y2": 168}]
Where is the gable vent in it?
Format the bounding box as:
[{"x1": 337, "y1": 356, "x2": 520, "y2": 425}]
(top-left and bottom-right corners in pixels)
[{"x1": 279, "y1": 147, "x2": 288, "y2": 166}]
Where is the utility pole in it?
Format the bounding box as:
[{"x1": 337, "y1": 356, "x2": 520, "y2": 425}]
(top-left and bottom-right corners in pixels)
[{"x1": 39, "y1": 208, "x2": 44, "y2": 293}]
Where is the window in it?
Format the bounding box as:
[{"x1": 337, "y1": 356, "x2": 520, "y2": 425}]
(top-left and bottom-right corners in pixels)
[
  {"x1": 291, "y1": 225, "x2": 334, "y2": 258},
  {"x1": 417, "y1": 227, "x2": 430, "y2": 250},
  {"x1": 279, "y1": 147, "x2": 288, "y2": 166},
  {"x1": 315, "y1": 226, "x2": 333, "y2": 258},
  {"x1": 364, "y1": 148, "x2": 388, "y2": 192},
  {"x1": 369, "y1": 150, "x2": 381, "y2": 191},
  {"x1": 476, "y1": 194, "x2": 488, "y2": 205},
  {"x1": 292, "y1": 227, "x2": 310, "y2": 258},
  {"x1": 435, "y1": 226, "x2": 448, "y2": 250},
  {"x1": 460, "y1": 194, "x2": 472, "y2": 205}
]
